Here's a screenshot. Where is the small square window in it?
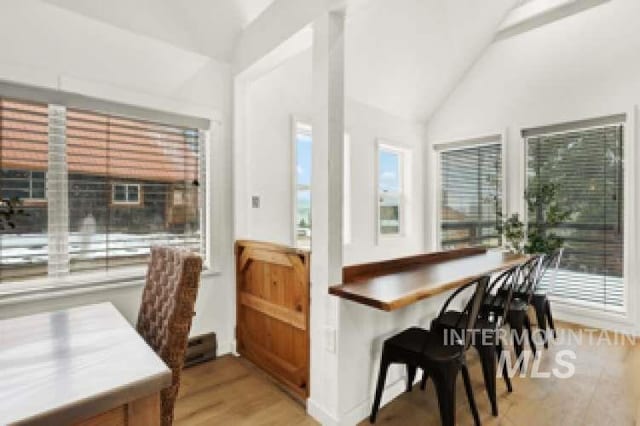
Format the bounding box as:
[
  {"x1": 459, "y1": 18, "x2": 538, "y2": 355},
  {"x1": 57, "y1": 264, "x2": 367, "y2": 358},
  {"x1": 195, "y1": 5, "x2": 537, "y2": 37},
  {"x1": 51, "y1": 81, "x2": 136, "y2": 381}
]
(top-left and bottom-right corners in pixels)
[{"x1": 112, "y1": 183, "x2": 142, "y2": 205}]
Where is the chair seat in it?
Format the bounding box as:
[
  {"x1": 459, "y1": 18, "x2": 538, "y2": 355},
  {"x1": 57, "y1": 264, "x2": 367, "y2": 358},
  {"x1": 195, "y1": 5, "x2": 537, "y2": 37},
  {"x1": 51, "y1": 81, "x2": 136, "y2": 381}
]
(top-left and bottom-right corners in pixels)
[
  {"x1": 509, "y1": 298, "x2": 528, "y2": 311},
  {"x1": 386, "y1": 326, "x2": 430, "y2": 354},
  {"x1": 422, "y1": 331, "x2": 465, "y2": 362},
  {"x1": 437, "y1": 310, "x2": 500, "y2": 331}
]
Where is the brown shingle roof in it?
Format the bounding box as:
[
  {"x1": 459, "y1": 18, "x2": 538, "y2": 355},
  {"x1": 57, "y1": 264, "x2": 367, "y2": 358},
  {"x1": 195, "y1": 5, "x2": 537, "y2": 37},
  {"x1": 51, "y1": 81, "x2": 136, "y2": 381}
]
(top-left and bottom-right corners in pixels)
[{"x1": 0, "y1": 99, "x2": 198, "y2": 183}]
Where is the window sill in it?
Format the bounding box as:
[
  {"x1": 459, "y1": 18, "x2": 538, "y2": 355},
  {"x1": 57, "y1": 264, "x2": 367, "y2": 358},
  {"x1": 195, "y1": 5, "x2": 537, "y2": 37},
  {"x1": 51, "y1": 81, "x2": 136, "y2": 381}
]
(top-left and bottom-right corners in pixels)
[{"x1": 0, "y1": 266, "x2": 219, "y2": 307}]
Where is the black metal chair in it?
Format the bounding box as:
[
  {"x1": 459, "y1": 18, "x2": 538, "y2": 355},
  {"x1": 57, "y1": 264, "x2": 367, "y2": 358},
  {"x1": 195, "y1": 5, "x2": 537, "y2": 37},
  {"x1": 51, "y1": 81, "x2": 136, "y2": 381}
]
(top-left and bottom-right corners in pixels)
[
  {"x1": 505, "y1": 255, "x2": 545, "y2": 364},
  {"x1": 369, "y1": 275, "x2": 490, "y2": 426},
  {"x1": 429, "y1": 264, "x2": 520, "y2": 416},
  {"x1": 531, "y1": 248, "x2": 563, "y2": 347}
]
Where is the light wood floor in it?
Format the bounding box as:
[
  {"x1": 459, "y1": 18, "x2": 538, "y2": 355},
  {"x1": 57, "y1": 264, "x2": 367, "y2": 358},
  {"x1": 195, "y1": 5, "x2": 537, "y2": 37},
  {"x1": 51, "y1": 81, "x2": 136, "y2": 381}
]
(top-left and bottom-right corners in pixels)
[{"x1": 176, "y1": 324, "x2": 640, "y2": 426}]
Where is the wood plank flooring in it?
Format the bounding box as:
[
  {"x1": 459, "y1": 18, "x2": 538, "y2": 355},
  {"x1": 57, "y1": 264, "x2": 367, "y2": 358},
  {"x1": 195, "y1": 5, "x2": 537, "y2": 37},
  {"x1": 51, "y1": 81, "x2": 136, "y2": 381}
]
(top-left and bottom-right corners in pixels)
[{"x1": 176, "y1": 323, "x2": 640, "y2": 426}]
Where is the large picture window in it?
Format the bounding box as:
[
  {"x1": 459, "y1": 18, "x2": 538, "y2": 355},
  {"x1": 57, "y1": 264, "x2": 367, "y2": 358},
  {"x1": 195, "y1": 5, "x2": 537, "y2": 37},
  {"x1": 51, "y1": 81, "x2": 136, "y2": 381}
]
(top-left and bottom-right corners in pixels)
[
  {"x1": 438, "y1": 141, "x2": 503, "y2": 249},
  {"x1": 0, "y1": 98, "x2": 207, "y2": 283},
  {"x1": 526, "y1": 121, "x2": 624, "y2": 309}
]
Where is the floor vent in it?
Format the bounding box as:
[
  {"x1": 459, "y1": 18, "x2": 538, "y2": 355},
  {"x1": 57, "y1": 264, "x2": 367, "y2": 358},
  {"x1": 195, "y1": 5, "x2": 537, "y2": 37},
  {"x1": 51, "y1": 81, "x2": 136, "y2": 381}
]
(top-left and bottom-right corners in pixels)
[{"x1": 184, "y1": 332, "x2": 217, "y2": 368}]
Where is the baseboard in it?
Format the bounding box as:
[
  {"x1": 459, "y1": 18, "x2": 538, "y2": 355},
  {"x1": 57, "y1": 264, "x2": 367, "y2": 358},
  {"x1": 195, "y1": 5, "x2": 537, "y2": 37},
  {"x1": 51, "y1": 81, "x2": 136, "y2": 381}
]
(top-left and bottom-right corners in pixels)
[
  {"x1": 550, "y1": 302, "x2": 639, "y2": 337},
  {"x1": 338, "y1": 377, "x2": 408, "y2": 426},
  {"x1": 307, "y1": 399, "x2": 340, "y2": 426},
  {"x1": 308, "y1": 376, "x2": 414, "y2": 426}
]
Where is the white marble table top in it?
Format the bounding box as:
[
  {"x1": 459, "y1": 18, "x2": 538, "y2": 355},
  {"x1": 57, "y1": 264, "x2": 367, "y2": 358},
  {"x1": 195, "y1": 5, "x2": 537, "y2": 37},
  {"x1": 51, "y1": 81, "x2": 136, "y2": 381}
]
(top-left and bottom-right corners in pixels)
[{"x1": 0, "y1": 302, "x2": 171, "y2": 425}]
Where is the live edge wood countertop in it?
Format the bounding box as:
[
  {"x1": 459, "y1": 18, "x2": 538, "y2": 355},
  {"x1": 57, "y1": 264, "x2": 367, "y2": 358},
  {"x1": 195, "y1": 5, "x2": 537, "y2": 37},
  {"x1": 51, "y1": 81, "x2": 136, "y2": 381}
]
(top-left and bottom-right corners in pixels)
[
  {"x1": 329, "y1": 247, "x2": 528, "y2": 311},
  {"x1": 0, "y1": 302, "x2": 171, "y2": 426}
]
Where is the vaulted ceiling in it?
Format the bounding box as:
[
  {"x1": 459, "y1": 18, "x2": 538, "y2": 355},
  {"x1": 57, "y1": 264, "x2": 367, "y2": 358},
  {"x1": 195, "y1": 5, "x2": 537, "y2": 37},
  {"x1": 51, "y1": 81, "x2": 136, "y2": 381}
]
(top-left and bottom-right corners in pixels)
[
  {"x1": 40, "y1": 0, "x2": 275, "y2": 62},
  {"x1": 40, "y1": 0, "x2": 520, "y2": 122},
  {"x1": 345, "y1": 0, "x2": 519, "y2": 122}
]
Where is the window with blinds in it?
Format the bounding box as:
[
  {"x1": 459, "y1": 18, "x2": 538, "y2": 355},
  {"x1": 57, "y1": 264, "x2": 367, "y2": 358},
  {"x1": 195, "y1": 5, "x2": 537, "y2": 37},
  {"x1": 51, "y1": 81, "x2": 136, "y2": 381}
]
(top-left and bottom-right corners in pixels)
[
  {"x1": 527, "y1": 123, "x2": 624, "y2": 309},
  {"x1": 0, "y1": 99, "x2": 50, "y2": 281},
  {"x1": 440, "y1": 143, "x2": 503, "y2": 249},
  {"x1": 0, "y1": 98, "x2": 206, "y2": 283}
]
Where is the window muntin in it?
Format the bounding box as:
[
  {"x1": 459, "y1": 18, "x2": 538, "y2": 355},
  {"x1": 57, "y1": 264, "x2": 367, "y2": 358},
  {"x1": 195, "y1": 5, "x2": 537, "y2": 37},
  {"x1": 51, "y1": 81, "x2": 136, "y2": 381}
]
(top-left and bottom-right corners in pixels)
[
  {"x1": 111, "y1": 183, "x2": 141, "y2": 205},
  {"x1": 439, "y1": 143, "x2": 503, "y2": 249},
  {"x1": 378, "y1": 146, "x2": 404, "y2": 236},
  {"x1": 293, "y1": 121, "x2": 350, "y2": 249},
  {"x1": 0, "y1": 98, "x2": 207, "y2": 283},
  {"x1": 526, "y1": 124, "x2": 624, "y2": 309}
]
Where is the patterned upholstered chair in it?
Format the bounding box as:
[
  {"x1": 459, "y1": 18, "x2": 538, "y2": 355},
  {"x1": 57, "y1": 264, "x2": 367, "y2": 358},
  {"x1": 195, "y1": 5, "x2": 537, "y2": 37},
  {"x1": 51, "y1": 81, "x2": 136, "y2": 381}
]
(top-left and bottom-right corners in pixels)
[{"x1": 136, "y1": 246, "x2": 203, "y2": 426}]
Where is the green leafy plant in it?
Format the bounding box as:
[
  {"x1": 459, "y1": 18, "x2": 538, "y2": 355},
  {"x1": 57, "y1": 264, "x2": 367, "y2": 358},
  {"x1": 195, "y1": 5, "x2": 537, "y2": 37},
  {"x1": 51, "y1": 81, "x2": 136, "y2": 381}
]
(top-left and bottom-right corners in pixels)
[
  {"x1": 497, "y1": 183, "x2": 572, "y2": 255},
  {"x1": 0, "y1": 197, "x2": 28, "y2": 231},
  {"x1": 496, "y1": 212, "x2": 525, "y2": 254}
]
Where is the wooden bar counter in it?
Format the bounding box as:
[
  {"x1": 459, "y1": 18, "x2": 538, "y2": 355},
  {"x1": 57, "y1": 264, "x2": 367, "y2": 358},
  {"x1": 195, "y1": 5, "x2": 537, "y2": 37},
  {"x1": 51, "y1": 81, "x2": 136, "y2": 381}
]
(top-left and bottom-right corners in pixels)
[
  {"x1": 0, "y1": 303, "x2": 171, "y2": 426},
  {"x1": 329, "y1": 247, "x2": 527, "y2": 311}
]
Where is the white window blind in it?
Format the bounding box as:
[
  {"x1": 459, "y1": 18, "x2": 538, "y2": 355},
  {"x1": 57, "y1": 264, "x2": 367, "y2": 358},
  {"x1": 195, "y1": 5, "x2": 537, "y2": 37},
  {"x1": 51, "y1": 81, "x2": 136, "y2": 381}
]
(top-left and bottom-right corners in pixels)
[
  {"x1": 0, "y1": 98, "x2": 207, "y2": 283},
  {"x1": 0, "y1": 99, "x2": 50, "y2": 281},
  {"x1": 440, "y1": 143, "x2": 503, "y2": 249},
  {"x1": 527, "y1": 124, "x2": 624, "y2": 309}
]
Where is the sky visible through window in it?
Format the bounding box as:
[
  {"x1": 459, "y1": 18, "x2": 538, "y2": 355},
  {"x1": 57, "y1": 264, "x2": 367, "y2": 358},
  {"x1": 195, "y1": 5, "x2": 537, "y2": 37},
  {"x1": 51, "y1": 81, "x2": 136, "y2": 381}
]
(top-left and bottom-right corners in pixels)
[{"x1": 379, "y1": 149, "x2": 400, "y2": 193}]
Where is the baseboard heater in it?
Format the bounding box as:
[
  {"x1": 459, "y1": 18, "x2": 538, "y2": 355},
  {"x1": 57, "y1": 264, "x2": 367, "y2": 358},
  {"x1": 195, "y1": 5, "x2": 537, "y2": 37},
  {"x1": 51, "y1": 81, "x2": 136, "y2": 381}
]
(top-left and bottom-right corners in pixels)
[{"x1": 184, "y1": 332, "x2": 217, "y2": 368}]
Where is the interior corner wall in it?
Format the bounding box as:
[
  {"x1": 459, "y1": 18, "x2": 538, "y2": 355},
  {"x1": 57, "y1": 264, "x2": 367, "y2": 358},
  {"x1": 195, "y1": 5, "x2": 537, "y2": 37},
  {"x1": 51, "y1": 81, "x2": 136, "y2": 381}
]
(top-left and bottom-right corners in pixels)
[
  {"x1": 243, "y1": 49, "x2": 425, "y2": 263},
  {"x1": 0, "y1": 0, "x2": 236, "y2": 353},
  {"x1": 425, "y1": 0, "x2": 640, "y2": 334}
]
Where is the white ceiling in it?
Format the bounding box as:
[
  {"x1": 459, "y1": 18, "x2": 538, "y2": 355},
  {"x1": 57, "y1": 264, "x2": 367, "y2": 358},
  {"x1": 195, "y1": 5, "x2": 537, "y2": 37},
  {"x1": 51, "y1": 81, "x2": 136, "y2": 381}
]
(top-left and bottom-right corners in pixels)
[
  {"x1": 345, "y1": 0, "x2": 519, "y2": 122},
  {"x1": 40, "y1": 0, "x2": 275, "y2": 61}
]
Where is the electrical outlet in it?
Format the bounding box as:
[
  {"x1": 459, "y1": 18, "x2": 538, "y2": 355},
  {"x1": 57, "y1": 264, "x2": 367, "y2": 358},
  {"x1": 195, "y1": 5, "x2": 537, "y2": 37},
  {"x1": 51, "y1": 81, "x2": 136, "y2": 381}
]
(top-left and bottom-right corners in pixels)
[{"x1": 251, "y1": 195, "x2": 260, "y2": 208}]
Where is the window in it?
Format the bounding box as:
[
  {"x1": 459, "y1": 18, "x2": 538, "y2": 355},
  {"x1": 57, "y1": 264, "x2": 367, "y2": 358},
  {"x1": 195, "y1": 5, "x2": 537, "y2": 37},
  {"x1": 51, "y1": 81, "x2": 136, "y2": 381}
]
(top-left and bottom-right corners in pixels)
[
  {"x1": 377, "y1": 144, "x2": 405, "y2": 236},
  {"x1": 112, "y1": 183, "x2": 141, "y2": 205},
  {"x1": 438, "y1": 141, "x2": 503, "y2": 249},
  {"x1": 1, "y1": 170, "x2": 47, "y2": 201},
  {"x1": 293, "y1": 121, "x2": 350, "y2": 248},
  {"x1": 0, "y1": 97, "x2": 207, "y2": 283},
  {"x1": 526, "y1": 121, "x2": 624, "y2": 310}
]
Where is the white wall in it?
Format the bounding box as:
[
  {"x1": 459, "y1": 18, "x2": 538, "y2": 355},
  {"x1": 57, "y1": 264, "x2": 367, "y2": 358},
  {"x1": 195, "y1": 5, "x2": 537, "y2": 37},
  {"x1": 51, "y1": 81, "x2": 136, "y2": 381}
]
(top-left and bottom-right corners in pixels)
[
  {"x1": 0, "y1": 0, "x2": 236, "y2": 352},
  {"x1": 241, "y1": 46, "x2": 429, "y2": 424},
  {"x1": 426, "y1": 0, "x2": 640, "y2": 334},
  {"x1": 243, "y1": 49, "x2": 425, "y2": 261}
]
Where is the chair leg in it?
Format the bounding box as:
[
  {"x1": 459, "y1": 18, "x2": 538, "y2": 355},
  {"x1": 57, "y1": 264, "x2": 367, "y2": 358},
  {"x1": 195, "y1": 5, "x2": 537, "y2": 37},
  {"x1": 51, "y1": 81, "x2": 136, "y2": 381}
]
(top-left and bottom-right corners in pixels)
[
  {"x1": 477, "y1": 343, "x2": 498, "y2": 416},
  {"x1": 508, "y1": 311, "x2": 525, "y2": 369},
  {"x1": 461, "y1": 363, "x2": 481, "y2": 426},
  {"x1": 496, "y1": 338, "x2": 513, "y2": 393},
  {"x1": 534, "y1": 298, "x2": 549, "y2": 349},
  {"x1": 370, "y1": 351, "x2": 391, "y2": 423},
  {"x1": 406, "y1": 364, "x2": 417, "y2": 392},
  {"x1": 420, "y1": 369, "x2": 429, "y2": 390},
  {"x1": 431, "y1": 363, "x2": 459, "y2": 426},
  {"x1": 546, "y1": 300, "x2": 557, "y2": 339},
  {"x1": 524, "y1": 314, "x2": 537, "y2": 355}
]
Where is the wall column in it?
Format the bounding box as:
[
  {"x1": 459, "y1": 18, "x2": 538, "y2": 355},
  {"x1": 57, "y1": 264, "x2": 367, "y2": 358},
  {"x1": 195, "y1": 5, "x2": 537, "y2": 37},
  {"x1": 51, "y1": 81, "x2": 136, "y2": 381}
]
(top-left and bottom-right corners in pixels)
[{"x1": 308, "y1": 9, "x2": 346, "y2": 425}]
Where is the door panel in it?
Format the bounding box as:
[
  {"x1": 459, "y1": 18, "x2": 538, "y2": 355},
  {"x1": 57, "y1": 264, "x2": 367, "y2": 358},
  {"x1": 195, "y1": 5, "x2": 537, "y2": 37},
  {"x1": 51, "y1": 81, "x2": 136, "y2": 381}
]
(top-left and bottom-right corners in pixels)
[{"x1": 235, "y1": 240, "x2": 310, "y2": 399}]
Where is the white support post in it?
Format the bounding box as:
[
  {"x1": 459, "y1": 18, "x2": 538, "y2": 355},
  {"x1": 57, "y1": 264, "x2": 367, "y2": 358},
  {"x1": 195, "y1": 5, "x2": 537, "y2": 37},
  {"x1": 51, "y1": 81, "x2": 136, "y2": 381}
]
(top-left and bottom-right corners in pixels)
[
  {"x1": 308, "y1": 10, "x2": 345, "y2": 424},
  {"x1": 47, "y1": 105, "x2": 69, "y2": 277}
]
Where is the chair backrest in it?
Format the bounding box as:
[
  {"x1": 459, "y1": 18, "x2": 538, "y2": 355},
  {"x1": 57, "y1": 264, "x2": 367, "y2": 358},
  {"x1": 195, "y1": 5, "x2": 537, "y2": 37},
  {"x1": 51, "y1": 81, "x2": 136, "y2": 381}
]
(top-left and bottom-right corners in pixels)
[
  {"x1": 484, "y1": 264, "x2": 520, "y2": 323},
  {"x1": 514, "y1": 255, "x2": 544, "y2": 301},
  {"x1": 437, "y1": 275, "x2": 490, "y2": 350},
  {"x1": 136, "y1": 246, "x2": 203, "y2": 426},
  {"x1": 541, "y1": 248, "x2": 564, "y2": 293}
]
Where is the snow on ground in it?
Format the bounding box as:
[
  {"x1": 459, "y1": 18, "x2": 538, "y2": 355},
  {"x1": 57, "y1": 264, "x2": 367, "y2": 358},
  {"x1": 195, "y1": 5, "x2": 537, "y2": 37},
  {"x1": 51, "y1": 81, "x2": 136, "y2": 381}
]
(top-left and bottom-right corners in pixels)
[{"x1": 0, "y1": 232, "x2": 199, "y2": 265}]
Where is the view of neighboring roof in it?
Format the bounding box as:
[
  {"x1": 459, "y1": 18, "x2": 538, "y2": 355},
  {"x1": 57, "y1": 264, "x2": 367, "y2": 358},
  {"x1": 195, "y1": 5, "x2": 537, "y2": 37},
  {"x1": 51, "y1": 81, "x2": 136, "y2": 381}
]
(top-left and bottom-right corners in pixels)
[{"x1": 0, "y1": 99, "x2": 199, "y2": 183}]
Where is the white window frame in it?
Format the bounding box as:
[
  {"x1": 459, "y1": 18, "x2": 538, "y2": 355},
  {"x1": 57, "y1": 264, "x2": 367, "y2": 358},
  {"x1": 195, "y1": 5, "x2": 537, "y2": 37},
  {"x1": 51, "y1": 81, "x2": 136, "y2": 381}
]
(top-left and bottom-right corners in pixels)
[
  {"x1": 375, "y1": 141, "x2": 409, "y2": 241},
  {"x1": 26, "y1": 171, "x2": 47, "y2": 201},
  {"x1": 291, "y1": 118, "x2": 351, "y2": 248},
  {"x1": 111, "y1": 183, "x2": 142, "y2": 205},
  {"x1": 0, "y1": 92, "x2": 215, "y2": 303},
  {"x1": 520, "y1": 114, "x2": 634, "y2": 322},
  {"x1": 433, "y1": 133, "x2": 507, "y2": 250}
]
